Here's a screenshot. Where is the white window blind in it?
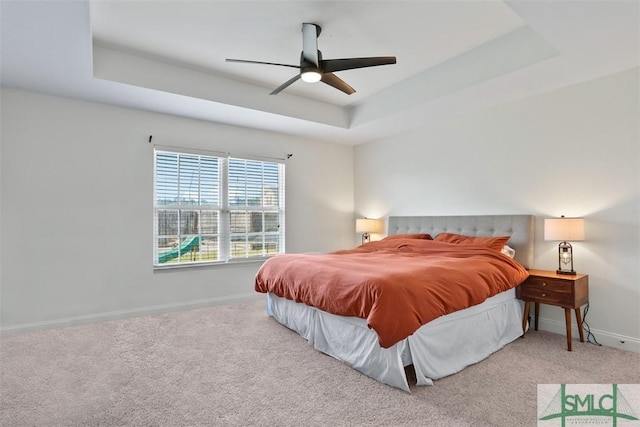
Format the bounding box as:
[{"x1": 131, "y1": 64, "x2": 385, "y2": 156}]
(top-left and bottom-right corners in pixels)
[{"x1": 153, "y1": 147, "x2": 285, "y2": 267}]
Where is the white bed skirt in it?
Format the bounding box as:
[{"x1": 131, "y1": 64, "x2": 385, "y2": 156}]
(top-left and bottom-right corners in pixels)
[{"x1": 266, "y1": 289, "x2": 524, "y2": 392}]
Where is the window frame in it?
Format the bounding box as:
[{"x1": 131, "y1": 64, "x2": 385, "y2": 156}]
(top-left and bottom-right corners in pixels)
[{"x1": 153, "y1": 146, "x2": 285, "y2": 269}]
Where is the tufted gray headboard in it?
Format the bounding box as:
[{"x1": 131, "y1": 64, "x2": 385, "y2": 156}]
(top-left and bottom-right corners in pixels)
[{"x1": 387, "y1": 215, "x2": 535, "y2": 269}]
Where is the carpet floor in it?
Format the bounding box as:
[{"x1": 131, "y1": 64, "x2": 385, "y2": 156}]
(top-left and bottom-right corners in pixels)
[{"x1": 1, "y1": 300, "x2": 638, "y2": 426}]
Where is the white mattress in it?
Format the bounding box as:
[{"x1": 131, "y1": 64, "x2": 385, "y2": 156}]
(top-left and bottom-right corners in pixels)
[{"x1": 267, "y1": 288, "x2": 523, "y2": 392}]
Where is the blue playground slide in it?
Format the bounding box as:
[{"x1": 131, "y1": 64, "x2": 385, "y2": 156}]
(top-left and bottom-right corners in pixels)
[{"x1": 158, "y1": 236, "x2": 200, "y2": 263}]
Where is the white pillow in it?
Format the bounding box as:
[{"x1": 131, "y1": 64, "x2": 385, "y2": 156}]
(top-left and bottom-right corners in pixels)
[{"x1": 501, "y1": 245, "x2": 516, "y2": 258}]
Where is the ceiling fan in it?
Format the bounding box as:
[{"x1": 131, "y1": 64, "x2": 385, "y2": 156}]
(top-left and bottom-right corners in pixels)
[{"x1": 226, "y1": 23, "x2": 396, "y2": 95}]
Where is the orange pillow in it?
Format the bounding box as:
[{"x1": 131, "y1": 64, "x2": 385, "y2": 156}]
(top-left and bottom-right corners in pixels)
[
  {"x1": 434, "y1": 233, "x2": 510, "y2": 252},
  {"x1": 383, "y1": 233, "x2": 432, "y2": 240}
]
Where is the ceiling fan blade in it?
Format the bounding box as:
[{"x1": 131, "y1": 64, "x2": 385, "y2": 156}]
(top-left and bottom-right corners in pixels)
[
  {"x1": 321, "y1": 56, "x2": 396, "y2": 73},
  {"x1": 270, "y1": 74, "x2": 302, "y2": 95},
  {"x1": 301, "y1": 23, "x2": 320, "y2": 67},
  {"x1": 321, "y1": 73, "x2": 355, "y2": 95},
  {"x1": 226, "y1": 58, "x2": 300, "y2": 69}
]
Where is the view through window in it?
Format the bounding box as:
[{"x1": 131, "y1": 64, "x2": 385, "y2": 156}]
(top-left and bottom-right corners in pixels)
[{"x1": 154, "y1": 148, "x2": 285, "y2": 267}]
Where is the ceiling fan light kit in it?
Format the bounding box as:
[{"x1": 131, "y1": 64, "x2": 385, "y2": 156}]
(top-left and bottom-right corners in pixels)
[
  {"x1": 226, "y1": 23, "x2": 396, "y2": 95},
  {"x1": 301, "y1": 70, "x2": 322, "y2": 83}
]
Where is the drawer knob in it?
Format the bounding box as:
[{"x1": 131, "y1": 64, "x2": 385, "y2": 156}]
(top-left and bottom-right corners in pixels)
[
  {"x1": 541, "y1": 293, "x2": 546, "y2": 297},
  {"x1": 542, "y1": 282, "x2": 547, "y2": 287}
]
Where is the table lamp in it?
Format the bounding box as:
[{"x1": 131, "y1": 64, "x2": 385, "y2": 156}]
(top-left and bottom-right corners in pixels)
[
  {"x1": 544, "y1": 216, "x2": 585, "y2": 275},
  {"x1": 356, "y1": 218, "x2": 381, "y2": 244}
]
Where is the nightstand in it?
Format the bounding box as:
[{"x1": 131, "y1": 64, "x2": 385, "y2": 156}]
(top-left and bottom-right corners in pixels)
[{"x1": 516, "y1": 269, "x2": 589, "y2": 351}]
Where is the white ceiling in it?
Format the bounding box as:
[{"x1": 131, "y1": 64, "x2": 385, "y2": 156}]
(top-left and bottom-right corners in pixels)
[
  {"x1": 1, "y1": 1, "x2": 638, "y2": 145},
  {"x1": 90, "y1": 1, "x2": 525, "y2": 106}
]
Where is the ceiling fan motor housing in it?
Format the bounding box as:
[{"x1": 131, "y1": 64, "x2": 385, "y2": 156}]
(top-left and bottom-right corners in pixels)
[{"x1": 300, "y1": 51, "x2": 323, "y2": 82}]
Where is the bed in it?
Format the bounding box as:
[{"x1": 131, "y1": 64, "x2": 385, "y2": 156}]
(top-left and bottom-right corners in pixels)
[{"x1": 255, "y1": 215, "x2": 534, "y2": 392}]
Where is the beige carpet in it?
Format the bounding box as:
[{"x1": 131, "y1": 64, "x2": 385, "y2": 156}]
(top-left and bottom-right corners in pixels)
[{"x1": 1, "y1": 300, "x2": 639, "y2": 426}]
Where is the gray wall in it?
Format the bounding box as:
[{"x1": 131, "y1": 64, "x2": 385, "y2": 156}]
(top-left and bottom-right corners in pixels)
[
  {"x1": 355, "y1": 68, "x2": 640, "y2": 352},
  {"x1": 0, "y1": 88, "x2": 354, "y2": 330}
]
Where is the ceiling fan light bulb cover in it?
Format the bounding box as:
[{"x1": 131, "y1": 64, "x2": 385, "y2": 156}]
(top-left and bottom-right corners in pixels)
[{"x1": 301, "y1": 70, "x2": 322, "y2": 83}]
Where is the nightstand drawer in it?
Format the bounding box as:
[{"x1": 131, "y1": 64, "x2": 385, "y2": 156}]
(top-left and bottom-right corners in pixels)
[
  {"x1": 524, "y1": 277, "x2": 573, "y2": 293},
  {"x1": 519, "y1": 286, "x2": 574, "y2": 306}
]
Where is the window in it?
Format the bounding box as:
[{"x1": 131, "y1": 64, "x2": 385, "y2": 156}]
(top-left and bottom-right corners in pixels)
[{"x1": 153, "y1": 147, "x2": 285, "y2": 267}]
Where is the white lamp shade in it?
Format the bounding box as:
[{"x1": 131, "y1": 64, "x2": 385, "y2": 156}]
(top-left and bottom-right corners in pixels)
[
  {"x1": 544, "y1": 217, "x2": 585, "y2": 241},
  {"x1": 356, "y1": 218, "x2": 381, "y2": 233}
]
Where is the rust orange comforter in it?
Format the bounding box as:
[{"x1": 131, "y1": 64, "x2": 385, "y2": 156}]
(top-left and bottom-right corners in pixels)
[{"x1": 255, "y1": 238, "x2": 529, "y2": 348}]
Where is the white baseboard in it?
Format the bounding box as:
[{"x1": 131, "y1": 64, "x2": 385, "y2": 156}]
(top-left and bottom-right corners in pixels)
[
  {"x1": 537, "y1": 318, "x2": 640, "y2": 354},
  {"x1": 0, "y1": 293, "x2": 263, "y2": 335}
]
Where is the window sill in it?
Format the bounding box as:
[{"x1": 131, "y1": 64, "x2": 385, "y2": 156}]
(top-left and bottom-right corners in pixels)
[{"x1": 153, "y1": 256, "x2": 274, "y2": 272}]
